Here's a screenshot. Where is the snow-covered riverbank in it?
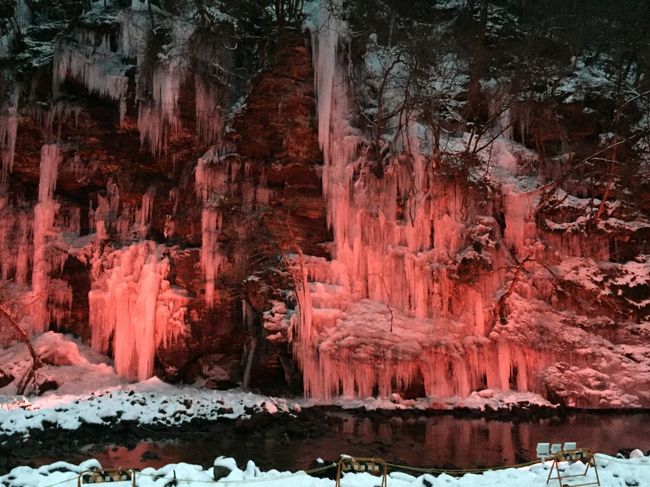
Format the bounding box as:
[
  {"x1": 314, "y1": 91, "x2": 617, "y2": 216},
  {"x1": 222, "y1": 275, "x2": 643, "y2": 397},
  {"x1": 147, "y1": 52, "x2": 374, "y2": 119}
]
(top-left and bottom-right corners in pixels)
[
  {"x1": 1, "y1": 453, "x2": 649, "y2": 487},
  {"x1": 1, "y1": 333, "x2": 555, "y2": 438},
  {"x1": 0, "y1": 377, "x2": 277, "y2": 437}
]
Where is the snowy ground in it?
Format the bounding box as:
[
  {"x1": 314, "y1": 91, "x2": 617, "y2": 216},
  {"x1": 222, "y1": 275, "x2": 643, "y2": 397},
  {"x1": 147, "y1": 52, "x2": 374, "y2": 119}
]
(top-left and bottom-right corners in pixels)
[
  {"x1": 1, "y1": 453, "x2": 649, "y2": 487},
  {"x1": 0, "y1": 337, "x2": 645, "y2": 487},
  {"x1": 0, "y1": 376, "x2": 280, "y2": 437}
]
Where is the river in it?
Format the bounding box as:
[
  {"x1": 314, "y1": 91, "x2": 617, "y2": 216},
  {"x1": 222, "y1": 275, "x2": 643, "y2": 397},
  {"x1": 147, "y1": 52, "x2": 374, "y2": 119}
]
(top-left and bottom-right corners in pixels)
[{"x1": 20, "y1": 410, "x2": 650, "y2": 473}]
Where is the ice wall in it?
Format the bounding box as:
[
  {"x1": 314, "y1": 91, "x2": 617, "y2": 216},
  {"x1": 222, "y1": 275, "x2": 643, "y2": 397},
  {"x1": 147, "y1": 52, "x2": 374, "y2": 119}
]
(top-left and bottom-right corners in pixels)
[
  {"x1": 88, "y1": 241, "x2": 188, "y2": 380},
  {"x1": 297, "y1": 2, "x2": 551, "y2": 400}
]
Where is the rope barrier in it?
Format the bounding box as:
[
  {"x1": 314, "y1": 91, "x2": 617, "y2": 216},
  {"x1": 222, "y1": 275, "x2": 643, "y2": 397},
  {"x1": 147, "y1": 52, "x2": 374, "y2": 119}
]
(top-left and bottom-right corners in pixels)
[
  {"x1": 384, "y1": 459, "x2": 542, "y2": 475},
  {"x1": 132, "y1": 463, "x2": 338, "y2": 485}
]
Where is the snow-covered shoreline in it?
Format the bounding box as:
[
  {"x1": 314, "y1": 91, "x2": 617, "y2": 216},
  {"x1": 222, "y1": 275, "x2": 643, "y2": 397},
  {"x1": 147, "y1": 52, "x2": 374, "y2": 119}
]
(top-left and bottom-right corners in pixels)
[
  {"x1": 1, "y1": 333, "x2": 558, "y2": 439},
  {"x1": 0, "y1": 378, "x2": 277, "y2": 438},
  {"x1": 0, "y1": 377, "x2": 556, "y2": 439},
  {"x1": 1, "y1": 453, "x2": 649, "y2": 487}
]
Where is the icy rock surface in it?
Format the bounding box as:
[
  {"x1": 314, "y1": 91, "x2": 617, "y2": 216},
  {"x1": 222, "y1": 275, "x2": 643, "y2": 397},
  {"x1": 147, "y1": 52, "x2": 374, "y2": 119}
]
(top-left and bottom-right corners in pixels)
[
  {"x1": 286, "y1": 2, "x2": 650, "y2": 405},
  {"x1": 0, "y1": 0, "x2": 648, "y2": 407}
]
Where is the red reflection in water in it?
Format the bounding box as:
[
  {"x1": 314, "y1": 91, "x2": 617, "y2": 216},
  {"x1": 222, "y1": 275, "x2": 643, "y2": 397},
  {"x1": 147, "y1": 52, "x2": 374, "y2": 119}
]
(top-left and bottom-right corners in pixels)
[{"x1": 32, "y1": 413, "x2": 650, "y2": 472}]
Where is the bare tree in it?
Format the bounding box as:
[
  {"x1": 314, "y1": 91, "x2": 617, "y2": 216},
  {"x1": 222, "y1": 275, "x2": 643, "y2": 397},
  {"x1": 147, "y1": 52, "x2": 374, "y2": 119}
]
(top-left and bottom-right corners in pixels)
[{"x1": 0, "y1": 301, "x2": 42, "y2": 395}]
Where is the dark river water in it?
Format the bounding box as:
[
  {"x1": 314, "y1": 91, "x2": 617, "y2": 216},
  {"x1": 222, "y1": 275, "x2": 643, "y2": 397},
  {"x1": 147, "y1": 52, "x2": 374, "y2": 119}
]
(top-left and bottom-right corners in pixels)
[{"x1": 26, "y1": 411, "x2": 650, "y2": 472}]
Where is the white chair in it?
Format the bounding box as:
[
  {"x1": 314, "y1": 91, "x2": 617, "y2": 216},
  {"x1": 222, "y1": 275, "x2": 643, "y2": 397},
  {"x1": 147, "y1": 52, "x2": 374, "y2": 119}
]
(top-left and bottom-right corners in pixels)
[
  {"x1": 551, "y1": 443, "x2": 562, "y2": 454},
  {"x1": 537, "y1": 443, "x2": 551, "y2": 457},
  {"x1": 537, "y1": 443, "x2": 551, "y2": 464},
  {"x1": 563, "y1": 442, "x2": 577, "y2": 451}
]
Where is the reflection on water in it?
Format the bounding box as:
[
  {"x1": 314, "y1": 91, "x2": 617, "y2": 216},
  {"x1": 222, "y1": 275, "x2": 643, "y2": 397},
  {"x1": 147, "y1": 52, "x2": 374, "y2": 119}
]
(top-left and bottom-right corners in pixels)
[{"x1": 40, "y1": 412, "x2": 650, "y2": 471}]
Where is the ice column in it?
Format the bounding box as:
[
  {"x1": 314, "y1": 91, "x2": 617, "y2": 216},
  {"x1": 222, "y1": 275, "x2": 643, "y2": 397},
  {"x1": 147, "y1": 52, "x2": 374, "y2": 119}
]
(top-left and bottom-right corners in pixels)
[
  {"x1": 195, "y1": 150, "x2": 234, "y2": 307},
  {"x1": 299, "y1": 0, "x2": 511, "y2": 399},
  {"x1": 0, "y1": 202, "x2": 32, "y2": 284},
  {"x1": 31, "y1": 144, "x2": 62, "y2": 334},
  {"x1": 88, "y1": 241, "x2": 188, "y2": 380}
]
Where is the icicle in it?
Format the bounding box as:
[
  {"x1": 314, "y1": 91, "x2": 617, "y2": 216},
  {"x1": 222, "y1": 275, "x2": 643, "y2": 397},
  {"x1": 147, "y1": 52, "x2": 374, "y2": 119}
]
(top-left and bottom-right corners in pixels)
[
  {"x1": 93, "y1": 195, "x2": 110, "y2": 240},
  {"x1": 88, "y1": 241, "x2": 188, "y2": 380},
  {"x1": 200, "y1": 208, "x2": 222, "y2": 306},
  {"x1": 168, "y1": 187, "x2": 179, "y2": 213},
  {"x1": 488, "y1": 89, "x2": 513, "y2": 140},
  {"x1": 195, "y1": 150, "x2": 239, "y2": 306},
  {"x1": 137, "y1": 187, "x2": 155, "y2": 238},
  {"x1": 138, "y1": 64, "x2": 186, "y2": 156},
  {"x1": 31, "y1": 101, "x2": 83, "y2": 140},
  {"x1": 91, "y1": 179, "x2": 123, "y2": 240},
  {"x1": 0, "y1": 91, "x2": 19, "y2": 188},
  {"x1": 118, "y1": 9, "x2": 150, "y2": 60},
  {"x1": 107, "y1": 178, "x2": 120, "y2": 216},
  {"x1": 14, "y1": 0, "x2": 32, "y2": 28},
  {"x1": 502, "y1": 185, "x2": 538, "y2": 256},
  {"x1": 53, "y1": 41, "x2": 128, "y2": 126},
  {"x1": 163, "y1": 188, "x2": 178, "y2": 240},
  {"x1": 0, "y1": 0, "x2": 31, "y2": 59},
  {"x1": 48, "y1": 278, "x2": 73, "y2": 328},
  {"x1": 0, "y1": 202, "x2": 32, "y2": 284},
  {"x1": 242, "y1": 300, "x2": 255, "y2": 329},
  {"x1": 195, "y1": 76, "x2": 223, "y2": 147},
  {"x1": 61, "y1": 206, "x2": 81, "y2": 236},
  {"x1": 31, "y1": 144, "x2": 62, "y2": 334}
]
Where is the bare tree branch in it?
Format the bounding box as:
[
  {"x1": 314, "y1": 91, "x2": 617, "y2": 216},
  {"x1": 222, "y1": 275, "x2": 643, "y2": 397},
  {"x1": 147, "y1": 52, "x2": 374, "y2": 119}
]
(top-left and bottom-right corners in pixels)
[{"x1": 0, "y1": 302, "x2": 42, "y2": 395}]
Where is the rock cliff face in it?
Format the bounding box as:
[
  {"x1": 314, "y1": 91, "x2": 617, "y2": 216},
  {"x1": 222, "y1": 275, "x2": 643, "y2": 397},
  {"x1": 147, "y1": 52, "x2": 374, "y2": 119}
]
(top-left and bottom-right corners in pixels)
[
  {"x1": 0, "y1": 0, "x2": 649, "y2": 408},
  {"x1": 0, "y1": 2, "x2": 327, "y2": 391}
]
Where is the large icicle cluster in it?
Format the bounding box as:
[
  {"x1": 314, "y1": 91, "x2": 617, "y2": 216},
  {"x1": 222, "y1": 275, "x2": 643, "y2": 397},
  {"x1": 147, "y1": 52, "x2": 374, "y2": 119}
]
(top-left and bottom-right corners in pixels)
[
  {"x1": 53, "y1": 32, "x2": 129, "y2": 126},
  {"x1": 88, "y1": 241, "x2": 188, "y2": 381},
  {"x1": 138, "y1": 63, "x2": 186, "y2": 156},
  {"x1": 52, "y1": 7, "x2": 226, "y2": 156},
  {"x1": 0, "y1": 2, "x2": 232, "y2": 380},
  {"x1": 294, "y1": 2, "x2": 637, "y2": 401}
]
